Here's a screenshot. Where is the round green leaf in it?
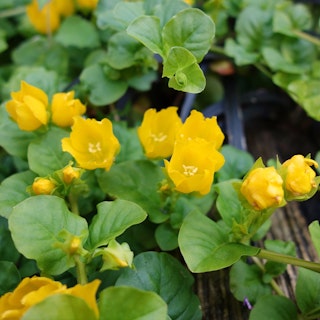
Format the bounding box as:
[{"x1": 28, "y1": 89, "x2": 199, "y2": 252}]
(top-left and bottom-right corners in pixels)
[
  {"x1": 127, "y1": 15, "x2": 163, "y2": 56},
  {"x1": 55, "y1": 16, "x2": 100, "y2": 48},
  {"x1": 0, "y1": 171, "x2": 37, "y2": 218},
  {"x1": 22, "y1": 294, "x2": 97, "y2": 320},
  {"x1": 98, "y1": 286, "x2": 167, "y2": 320},
  {"x1": 28, "y1": 126, "x2": 72, "y2": 176},
  {"x1": 80, "y1": 64, "x2": 127, "y2": 106},
  {"x1": 249, "y1": 295, "x2": 297, "y2": 320},
  {"x1": 116, "y1": 252, "x2": 201, "y2": 320},
  {"x1": 97, "y1": 160, "x2": 167, "y2": 223},
  {"x1": 178, "y1": 211, "x2": 260, "y2": 272},
  {"x1": 87, "y1": 199, "x2": 147, "y2": 250},
  {"x1": 155, "y1": 223, "x2": 178, "y2": 251},
  {"x1": 162, "y1": 8, "x2": 215, "y2": 62},
  {"x1": 9, "y1": 195, "x2": 88, "y2": 275}
]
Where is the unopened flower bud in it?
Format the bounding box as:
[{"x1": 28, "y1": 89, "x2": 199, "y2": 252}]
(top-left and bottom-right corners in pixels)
[
  {"x1": 282, "y1": 155, "x2": 318, "y2": 196},
  {"x1": 240, "y1": 167, "x2": 284, "y2": 210},
  {"x1": 62, "y1": 165, "x2": 81, "y2": 184},
  {"x1": 32, "y1": 177, "x2": 56, "y2": 195}
]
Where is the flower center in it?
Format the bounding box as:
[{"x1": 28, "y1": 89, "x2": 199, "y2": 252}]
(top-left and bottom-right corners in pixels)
[
  {"x1": 88, "y1": 142, "x2": 102, "y2": 153},
  {"x1": 150, "y1": 132, "x2": 167, "y2": 142},
  {"x1": 182, "y1": 165, "x2": 198, "y2": 176}
]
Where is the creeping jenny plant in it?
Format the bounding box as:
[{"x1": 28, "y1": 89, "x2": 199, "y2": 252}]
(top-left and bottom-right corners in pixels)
[{"x1": 1, "y1": 1, "x2": 320, "y2": 319}]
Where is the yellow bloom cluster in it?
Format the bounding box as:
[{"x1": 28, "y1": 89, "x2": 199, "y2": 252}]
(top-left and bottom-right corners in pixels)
[
  {"x1": 6, "y1": 81, "x2": 86, "y2": 131},
  {"x1": 26, "y1": 0, "x2": 99, "y2": 34},
  {"x1": 138, "y1": 108, "x2": 225, "y2": 195},
  {"x1": 240, "y1": 155, "x2": 319, "y2": 210},
  {"x1": 0, "y1": 277, "x2": 100, "y2": 320}
]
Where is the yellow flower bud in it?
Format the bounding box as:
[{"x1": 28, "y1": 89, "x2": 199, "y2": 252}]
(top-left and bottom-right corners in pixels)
[
  {"x1": 240, "y1": 167, "x2": 284, "y2": 210},
  {"x1": 51, "y1": 91, "x2": 86, "y2": 127},
  {"x1": 32, "y1": 178, "x2": 56, "y2": 195},
  {"x1": 6, "y1": 81, "x2": 49, "y2": 131},
  {"x1": 62, "y1": 165, "x2": 81, "y2": 184},
  {"x1": 282, "y1": 155, "x2": 318, "y2": 196}
]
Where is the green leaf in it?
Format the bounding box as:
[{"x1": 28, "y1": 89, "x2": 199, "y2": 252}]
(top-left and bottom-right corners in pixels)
[
  {"x1": 164, "y1": 47, "x2": 206, "y2": 93},
  {"x1": 106, "y1": 31, "x2": 145, "y2": 69},
  {"x1": 87, "y1": 199, "x2": 147, "y2": 250},
  {"x1": 97, "y1": 160, "x2": 167, "y2": 223},
  {"x1": 116, "y1": 252, "x2": 202, "y2": 320},
  {"x1": 230, "y1": 260, "x2": 272, "y2": 304},
  {"x1": 264, "y1": 240, "x2": 296, "y2": 281},
  {"x1": 0, "y1": 104, "x2": 37, "y2": 159},
  {"x1": 235, "y1": 6, "x2": 274, "y2": 52},
  {"x1": 296, "y1": 268, "x2": 320, "y2": 317},
  {"x1": 127, "y1": 15, "x2": 163, "y2": 56},
  {"x1": 214, "y1": 179, "x2": 243, "y2": 227},
  {"x1": 0, "y1": 261, "x2": 21, "y2": 295},
  {"x1": 0, "y1": 217, "x2": 20, "y2": 262},
  {"x1": 55, "y1": 16, "x2": 100, "y2": 48},
  {"x1": 80, "y1": 64, "x2": 127, "y2": 106},
  {"x1": 12, "y1": 38, "x2": 68, "y2": 74},
  {"x1": 273, "y1": 2, "x2": 312, "y2": 37},
  {"x1": 249, "y1": 295, "x2": 298, "y2": 320},
  {"x1": 216, "y1": 144, "x2": 254, "y2": 182},
  {"x1": 309, "y1": 220, "x2": 320, "y2": 258},
  {"x1": 22, "y1": 294, "x2": 96, "y2": 320},
  {"x1": 0, "y1": 171, "x2": 37, "y2": 218},
  {"x1": 28, "y1": 126, "x2": 72, "y2": 176},
  {"x1": 9, "y1": 195, "x2": 88, "y2": 275},
  {"x1": 155, "y1": 223, "x2": 178, "y2": 251},
  {"x1": 99, "y1": 286, "x2": 168, "y2": 320},
  {"x1": 112, "y1": 123, "x2": 144, "y2": 162},
  {"x1": 178, "y1": 211, "x2": 260, "y2": 272},
  {"x1": 225, "y1": 39, "x2": 259, "y2": 66},
  {"x1": 162, "y1": 8, "x2": 215, "y2": 62},
  {"x1": 262, "y1": 47, "x2": 306, "y2": 74}
]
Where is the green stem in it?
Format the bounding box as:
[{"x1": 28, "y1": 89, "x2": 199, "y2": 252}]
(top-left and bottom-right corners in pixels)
[
  {"x1": 257, "y1": 248, "x2": 320, "y2": 273},
  {"x1": 68, "y1": 193, "x2": 79, "y2": 215},
  {"x1": 0, "y1": 6, "x2": 25, "y2": 18},
  {"x1": 210, "y1": 44, "x2": 228, "y2": 56},
  {"x1": 254, "y1": 63, "x2": 273, "y2": 79},
  {"x1": 251, "y1": 256, "x2": 285, "y2": 296},
  {"x1": 74, "y1": 254, "x2": 88, "y2": 285},
  {"x1": 293, "y1": 30, "x2": 320, "y2": 47}
]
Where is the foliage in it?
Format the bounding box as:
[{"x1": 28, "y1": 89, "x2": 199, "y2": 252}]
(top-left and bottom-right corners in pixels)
[{"x1": 1, "y1": 0, "x2": 320, "y2": 319}]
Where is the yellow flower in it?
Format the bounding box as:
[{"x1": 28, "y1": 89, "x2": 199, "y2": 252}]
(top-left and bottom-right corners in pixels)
[
  {"x1": 76, "y1": 0, "x2": 99, "y2": 10},
  {"x1": 51, "y1": 91, "x2": 86, "y2": 127},
  {"x1": 177, "y1": 110, "x2": 225, "y2": 149},
  {"x1": 137, "y1": 107, "x2": 183, "y2": 159},
  {"x1": 61, "y1": 116, "x2": 120, "y2": 170},
  {"x1": 164, "y1": 139, "x2": 225, "y2": 195},
  {"x1": 0, "y1": 277, "x2": 100, "y2": 320},
  {"x1": 62, "y1": 165, "x2": 81, "y2": 184},
  {"x1": 26, "y1": 0, "x2": 61, "y2": 34},
  {"x1": 282, "y1": 155, "x2": 318, "y2": 196},
  {"x1": 6, "y1": 81, "x2": 49, "y2": 131},
  {"x1": 32, "y1": 177, "x2": 56, "y2": 195},
  {"x1": 240, "y1": 167, "x2": 284, "y2": 210},
  {"x1": 184, "y1": 0, "x2": 195, "y2": 5}
]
